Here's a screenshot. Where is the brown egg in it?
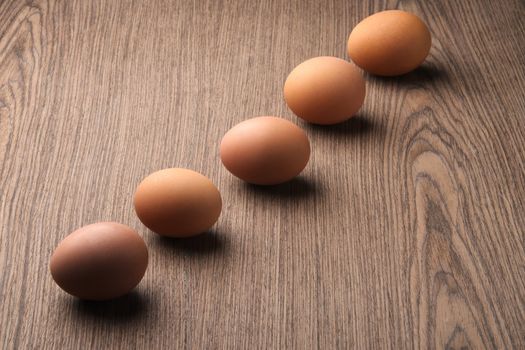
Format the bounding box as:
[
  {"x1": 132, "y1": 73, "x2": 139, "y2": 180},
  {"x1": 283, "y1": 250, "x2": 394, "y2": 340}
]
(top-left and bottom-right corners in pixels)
[
  {"x1": 134, "y1": 168, "x2": 222, "y2": 237},
  {"x1": 220, "y1": 116, "x2": 310, "y2": 185},
  {"x1": 50, "y1": 222, "x2": 148, "y2": 300},
  {"x1": 284, "y1": 56, "x2": 366, "y2": 125},
  {"x1": 347, "y1": 10, "x2": 431, "y2": 76}
]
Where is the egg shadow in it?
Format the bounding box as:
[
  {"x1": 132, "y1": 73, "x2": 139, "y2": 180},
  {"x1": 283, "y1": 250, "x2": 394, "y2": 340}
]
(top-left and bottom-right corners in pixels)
[
  {"x1": 67, "y1": 290, "x2": 150, "y2": 323},
  {"x1": 366, "y1": 62, "x2": 449, "y2": 85},
  {"x1": 302, "y1": 113, "x2": 383, "y2": 139},
  {"x1": 241, "y1": 176, "x2": 319, "y2": 200},
  {"x1": 151, "y1": 229, "x2": 229, "y2": 257}
]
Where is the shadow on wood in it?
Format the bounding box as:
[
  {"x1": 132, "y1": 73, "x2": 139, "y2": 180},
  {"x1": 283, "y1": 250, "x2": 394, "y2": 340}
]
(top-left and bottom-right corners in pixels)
[
  {"x1": 303, "y1": 113, "x2": 383, "y2": 138},
  {"x1": 152, "y1": 229, "x2": 230, "y2": 256},
  {"x1": 68, "y1": 290, "x2": 150, "y2": 323},
  {"x1": 241, "y1": 176, "x2": 320, "y2": 199},
  {"x1": 366, "y1": 62, "x2": 449, "y2": 85}
]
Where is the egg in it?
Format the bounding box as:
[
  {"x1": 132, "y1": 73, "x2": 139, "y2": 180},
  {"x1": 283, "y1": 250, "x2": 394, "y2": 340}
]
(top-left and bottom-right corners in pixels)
[
  {"x1": 347, "y1": 10, "x2": 431, "y2": 76},
  {"x1": 220, "y1": 116, "x2": 310, "y2": 185},
  {"x1": 50, "y1": 222, "x2": 148, "y2": 300},
  {"x1": 134, "y1": 168, "x2": 222, "y2": 237},
  {"x1": 284, "y1": 56, "x2": 365, "y2": 125}
]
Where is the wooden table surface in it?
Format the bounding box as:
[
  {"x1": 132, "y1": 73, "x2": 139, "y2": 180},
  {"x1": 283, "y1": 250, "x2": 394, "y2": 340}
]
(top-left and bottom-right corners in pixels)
[{"x1": 1, "y1": 0, "x2": 524, "y2": 349}]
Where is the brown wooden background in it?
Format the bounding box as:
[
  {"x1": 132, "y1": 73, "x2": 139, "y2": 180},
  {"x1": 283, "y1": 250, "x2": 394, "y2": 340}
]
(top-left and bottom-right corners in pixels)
[{"x1": 1, "y1": 0, "x2": 524, "y2": 349}]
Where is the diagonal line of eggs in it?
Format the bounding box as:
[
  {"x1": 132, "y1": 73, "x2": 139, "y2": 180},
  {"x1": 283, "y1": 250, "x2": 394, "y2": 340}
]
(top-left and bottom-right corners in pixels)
[
  {"x1": 50, "y1": 169, "x2": 224, "y2": 301},
  {"x1": 222, "y1": 10, "x2": 432, "y2": 182},
  {"x1": 49, "y1": 9, "x2": 431, "y2": 301},
  {"x1": 284, "y1": 10, "x2": 431, "y2": 125}
]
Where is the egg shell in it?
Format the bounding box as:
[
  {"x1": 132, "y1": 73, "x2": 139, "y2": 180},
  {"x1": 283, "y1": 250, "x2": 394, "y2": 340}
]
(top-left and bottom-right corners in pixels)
[
  {"x1": 50, "y1": 222, "x2": 148, "y2": 301},
  {"x1": 347, "y1": 10, "x2": 431, "y2": 76},
  {"x1": 134, "y1": 168, "x2": 222, "y2": 237},
  {"x1": 284, "y1": 56, "x2": 366, "y2": 125},
  {"x1": 220, "y1": 116, "x2": 310, "y2": 185}
]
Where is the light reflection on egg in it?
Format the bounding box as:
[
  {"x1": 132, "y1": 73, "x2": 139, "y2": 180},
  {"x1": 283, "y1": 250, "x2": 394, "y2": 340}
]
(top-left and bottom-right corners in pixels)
[
  {"x1": 284, "y1": 56, "x2": 366, "y2": 125},
  {"x1": 347, "y1": 10, "x2": 432, "y2": 76},
  {"x1": 220, "y1": 116, "x2": 310, "y2": 185},
  {"x1": 50, "y1": 222, "x2": 148, "y2": 300}
]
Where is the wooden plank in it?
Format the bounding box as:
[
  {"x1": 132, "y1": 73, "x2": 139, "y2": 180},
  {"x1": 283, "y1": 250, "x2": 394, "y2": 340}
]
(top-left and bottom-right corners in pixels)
[{"x1": 0, "y1": 0, "x2": 524, "y2": 348}]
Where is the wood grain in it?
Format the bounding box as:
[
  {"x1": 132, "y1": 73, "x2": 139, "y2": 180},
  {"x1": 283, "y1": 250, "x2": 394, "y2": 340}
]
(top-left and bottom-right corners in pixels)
[{"x1": 1, "y1": 0, "x2": 524, "y2": 348}]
